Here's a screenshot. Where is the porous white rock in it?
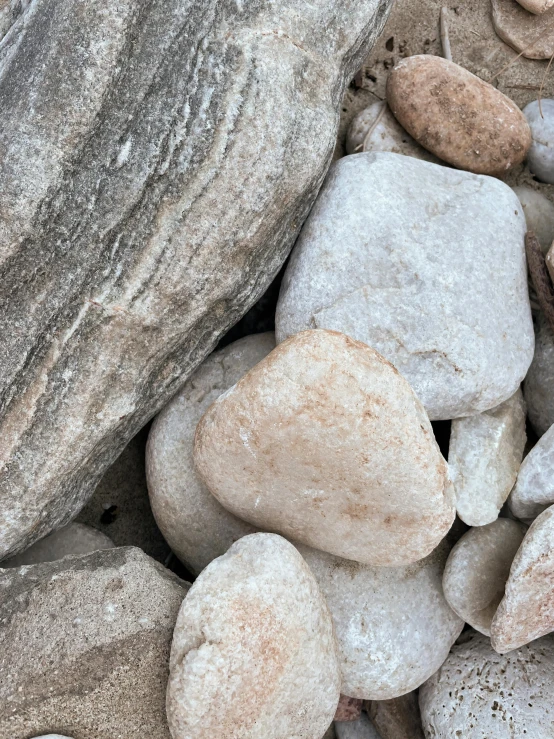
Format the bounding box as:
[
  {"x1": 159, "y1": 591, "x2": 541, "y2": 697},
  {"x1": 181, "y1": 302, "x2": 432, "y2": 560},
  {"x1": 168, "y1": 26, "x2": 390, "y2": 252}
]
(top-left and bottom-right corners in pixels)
[
  {"x1": 167, "y1": 533, "x2": 340, "y2": 739},
  {"x1": 0, "y1": 523, "x2": 114, "y2": 568},
  {"x1": 194, "y1": 329, "x2": 454, "y2": 567},
  {"x1": 443, "y1": 519, "x2": 526, "y2": 636},
  {"x1": 298, "y1": 542, "x2": 463, "y2": 700},
  {"x1": 146, "y1": 334, "x2": 275, "y2": 574},
  {"x1": 491, "y1": 505, "x2": 554, "y2": 652},
  {"x1": 513, "y1": 186, "x2": 554, "y2": 253},
  {"x1": 335, "y1": 715, "x2": 381, "y2": 739},
  {"x1": 448, "y1": 390, "x2": 526, "y2": 526},
  {"x1": 509, "y1": 423, "x2": 554, "y2": 522},
  {"x1": 345, "y1": 102, "x2": 439, "y2": 162},
  {"x1": 275, "y1": 153, "x2": 533, "y2": 420},
  {"x1": 420, "y1": 630, "x2": 554, "y2": 737},
  {"x1": 524, "y1": 100, "x2": 554, "y2": 184},
  {"x1": 524, "y1": 313, "x2": 554, "y2": 436}
]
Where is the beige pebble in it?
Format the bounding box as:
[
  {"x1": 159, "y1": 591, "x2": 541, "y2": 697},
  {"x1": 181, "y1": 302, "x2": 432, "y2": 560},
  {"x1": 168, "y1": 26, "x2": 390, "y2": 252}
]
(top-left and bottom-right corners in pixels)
[
  {"x1": 516, "y1": 0, "x2": 554, "y2": 12},
  {"x1": 367, "y1": 692, "x2": 424, "y2": 739},
  {"x1": 491, "y1": 505, "x2": 554, "y2": 652},
  {"x1": 443, "y1": 519, "x2": 526, "y2": 636},
  {"x1": 493, "y1": 0, "x2": 554, "y2": 59},
  {"x1": 386, "y1": 55, "x2": 531, "y2": 175},
  {"x1": 167, "y1": 533, "x2": 340, "y2": 739},
  {"x1": 194, "y1": 329, "x2": 454, "y2": 567}
]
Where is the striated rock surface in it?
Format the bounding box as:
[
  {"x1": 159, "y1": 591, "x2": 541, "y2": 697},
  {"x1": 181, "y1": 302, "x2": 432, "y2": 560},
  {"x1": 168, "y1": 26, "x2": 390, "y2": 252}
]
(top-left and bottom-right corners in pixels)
[
  {"x1": 492, "y1": 505, "x2": 554, "y2": 652},
  {"x1": 443, "y1": 519, "x2": 526, "y2": 636},
  {"x1": 493, "y1": 0, "x2": 554, "y2": 60},
  {"x1": 0, "y1": 547, "x2": 188, "y2": 739},
  {"x1": 449, "y1": 390, "x2": 526, "y2": 526},
  {"x1": 367, "y1": 693, "x2": 424, "y2": 739},
  {"x1": 167, "y1": 533, "x2": 340, "y2": 739},
  {"x1": 0, "y1": 0, "x2": 391, "y2": 560},
  {"x1": 194, "y1": 330, "x2": 454, "y2": 567},
  {"x1": 524, "y1": 313, "x2": 554, "y2": 436},
  {"x1": 509, "y1": 423, "x2": 554, "y2": 522},
  {"x1": 420, "y1": 630, "x2": 554, "y2": 738},
  {"x1": 276, "y1": 153, "x2": 533, "y2": 420},
  {"x1": 299, "y1": 541, "x2": 463, "y2": 700},
  {"x1": 146, "y1": 334, "x2": 274, "y2": 574}
]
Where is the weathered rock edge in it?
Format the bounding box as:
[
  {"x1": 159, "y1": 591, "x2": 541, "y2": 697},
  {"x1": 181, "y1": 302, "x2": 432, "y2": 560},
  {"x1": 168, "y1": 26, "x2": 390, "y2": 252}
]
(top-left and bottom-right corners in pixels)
[{"x1": 0, "y1": 0, "x2": 391, "y2": 557}]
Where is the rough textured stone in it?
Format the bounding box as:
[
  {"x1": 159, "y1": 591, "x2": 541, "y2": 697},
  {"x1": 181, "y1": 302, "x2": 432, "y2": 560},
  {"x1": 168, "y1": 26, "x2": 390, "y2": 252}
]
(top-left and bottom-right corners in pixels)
[
  {"x1": 491, "y1": 505, "x2": 554, "y2": 652},
  {"x1": 386, "y1": 56, "x2": 531, "y2": 175},
  {"x1": 448, "y1": 390, "x2": 527, "y2": 526},
  {"x1": 195, "y1": 330, "x2": 454, "y2": 566},
  {"x1": 0, "y1": 547, "x2": 188, "y2": 739},
  {"x1": 146, "y1": 334, "x2": 274, "y2": 575},
  {"x1": 167, "y1": 533, "x2": 340, "y2": 739},
  {"x1": 298, "y1": 542, "x2": 463, "y2": 700},
  {"x1": 516, "y1": 0, "x2": 554, "y2": 12},
  {"x1": 367, "y1": 693, "x2": 424, "y2": 739},
  {"x1": 524, "y1": 100, "x2": 554, "y2": 184},
  {"x1": 420, "y1": 630, "x2": 554, "y2": 736},
  {"x1": 513, "y1": 186, "x2": 554, "y2": 253},
  {"x1": 443, "y1": 519, "x2": 526, "y2": 636},
  {"x1": 493, "y1": 0, "x2": 554, "y2": 60},
  {"x1": 0, "y1": 0, "x2": 392, "y2": 561},
  {"x1": 509, "y1": 423, "x2": 554, "y2": 522},
  {"x1": 334, "y1": 696, "x2": 363, "y2": 722},
  {"x1": 524, "y1": 313, "x2": 554, "y2": 437},
  {"x1": 335, "y1": 715, "x2": 381, "y2": 739},
  {"x1": 276, "y1": 153, "x2": 533, "y2": 420},
  {"x1": 345, "y1": 102, "x2": 439, "y2": 162},
  {"x1": 0, "y1": 522, "x2": 114, "y2": 568}
]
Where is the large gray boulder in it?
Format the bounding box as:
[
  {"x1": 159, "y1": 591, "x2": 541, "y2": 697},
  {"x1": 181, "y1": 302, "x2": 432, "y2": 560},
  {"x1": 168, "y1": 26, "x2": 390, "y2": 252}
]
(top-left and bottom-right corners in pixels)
[
  {"x1": 0, "y1": 0, "x2": 391, "y2": 559},
  {"x1": 0, "y1": 547, "x2": 188, "y2": 739}
]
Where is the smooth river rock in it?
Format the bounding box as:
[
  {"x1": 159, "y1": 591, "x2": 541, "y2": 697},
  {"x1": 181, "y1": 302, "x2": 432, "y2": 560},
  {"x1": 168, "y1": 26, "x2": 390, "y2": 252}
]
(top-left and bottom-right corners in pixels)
[
  {"x1": 524, "y1": 99, "x2": 554, "y2": 184},
  {"x1": 194, "y1": 329, "x2": 454, "y2": 567},
  {"x1": 0, "y1": 522, "x2": 114, "y2": 568},
  {"x1": 516, "y1": 0, "x2": 554, "y2": 12},
  {"x1": 146, "y1": 334, "x2": 274, "y2": 575},
  {"x1": 442, "y1": 519, "x2": 526, "y2": 636},
  {"x1": 386, "y1": 56, "x2": 531, "y2": 175},
  {"x1": 335, "y1": 715, "x2": 381, "y2": 739},
  {"x1": 513, "y1": 186, "x2": 554, "y2": 253},
  {"x1": 420, "y1": 630, "x2": 554, "y2": 738},
  {"x1": 493, "y1": 0, "x2": 554, "y2": 60},
  {"x1": 0, "y1": 547, "x2": 188, "y2": 739},
  {"x1": 509, "y1": 423, "x2": 554, "y2": 522},
  {"x1": 448, "y1": 389, "x2": 526, "y2": 526},
  {"x1": 275, "y1": 153, "x2": 533, "y2": 420},
  {"x1": 367, "y1": 693, "x2": 424, "y2": 739},
  {"x1": 167, "y1": 534, "x2": 340, "y2": 739},
  {"x1": 491, "y1": 505, "x2": 554, "y2": 653},
  {"x1": 298, "y1": 542, "x2": 463, "y2": 700},
  {"x1": 0, "y1": 0, "x2": 392, "y2": 560},
  {"x1": 524, "y1": 313, "x2": 554, "y2": 436}
]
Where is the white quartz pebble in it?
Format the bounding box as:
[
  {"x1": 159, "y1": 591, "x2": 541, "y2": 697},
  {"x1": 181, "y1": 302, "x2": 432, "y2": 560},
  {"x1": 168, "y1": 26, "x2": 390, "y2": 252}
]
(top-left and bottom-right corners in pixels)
[
  {"x1": 524, "y1": 99, "x2": 554, "y2": 184},
  {"x1": 509, "y1": 422, "x2": 554, "y2": 522}
]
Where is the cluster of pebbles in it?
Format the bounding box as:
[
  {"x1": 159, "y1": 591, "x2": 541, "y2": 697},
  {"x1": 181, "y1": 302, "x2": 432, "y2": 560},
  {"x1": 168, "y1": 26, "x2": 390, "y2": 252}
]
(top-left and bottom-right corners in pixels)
[{"x1": 5, "y1": 2, "x2": 554, "y2": 739}]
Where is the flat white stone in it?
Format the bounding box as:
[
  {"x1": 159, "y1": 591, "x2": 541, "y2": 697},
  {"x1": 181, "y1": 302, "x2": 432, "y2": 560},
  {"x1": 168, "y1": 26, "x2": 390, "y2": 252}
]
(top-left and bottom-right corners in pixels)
[
  {"x1": 524, "y1": 100, "x2": 554, "y2": 184},
  {"x1": 146, "y1": 333, "x2": 274, "y2": 574},
  {"x1": 335, "y1": 715, "x2": 381, "y2": 739},
  {"x1": 491, "y1": 505, "x2": 554, "y2": 652},
  {"x1": 167, "y1": 533, "x2": 341, "y2": 739},
  {"x1": 448, "y1": 390, "x2": 526, "y2": 526},
  {"x1": 509, "y1": 423, "x2": 554, "y2": 522},
  {"x1": 298, "y1": 541, "x2": 463, "y2": 700},
  {"x1": 275, "y1": 153, "x2": 533, "y2": 420},
  {"x1": 443, "y1": 519, "x2": 526, "y2": 635},
  {"x1": 420, "y1": 630, "x2": 554, "y2": 737},
  {"x1": 513, "y1": 186, "x2": 554, "y2": 253},
  {"x1": 524, "y1": 313, "x2": 554, "y2": 437}
]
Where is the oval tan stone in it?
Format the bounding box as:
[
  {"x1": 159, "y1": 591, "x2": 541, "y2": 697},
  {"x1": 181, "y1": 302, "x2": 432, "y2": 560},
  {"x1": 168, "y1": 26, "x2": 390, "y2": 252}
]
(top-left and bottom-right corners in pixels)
[
  {"x1": 194, "y1": 329, "x2": 454, "y2": 567},
  {"x1": 443, "y1": 519, "x2": 526, "y2": 636},
  {"x1": 491, "y1": 505, "x2": 554, "y2": 653},
  {"x1": 386, "y1": 55, "x2": 532, "y2": 176}
]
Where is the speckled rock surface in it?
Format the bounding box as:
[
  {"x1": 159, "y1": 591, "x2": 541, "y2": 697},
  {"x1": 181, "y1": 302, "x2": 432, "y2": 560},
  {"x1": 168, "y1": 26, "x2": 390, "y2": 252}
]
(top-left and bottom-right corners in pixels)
[
  {"x1": 345, "y1": 102, "x2": 439, "y2": 162},
  {"x1": 509, "y1": 423, "x2": 554, "y2": 522},
  {"x1": 167, "y1": 533, "x2": 340, "y2": 739},
  {"x1": 335, "y1": 715, "x2": 381, "y2": 739},
  {"x1": 298, "y1": 541, "x2": 463, "y2": 700},
  {"x1": 524, "y1": 100, "x2": 554, "y2": 184},
  {"x1": 448, "y1": 390, "x2": 526, "y2": 526},
  {"x1": 275, "y1": 154, "x2": 533, "y2": 420},
  {"x1": 513, "y1": 186, "x2": 554, "y2": 253},
  {"x1": 0, "y1": 547, "x2": 188, "y2": 739},
  {"x1": 443, "y1": 519, "x2": 526, "y2": 636},
  {"x1": 524, "y1": 314, "x2": 554, "y2": 436},
  {"x1": 493, "y1": 0, "x2": 554, "y2": 59},
  {"x1": 420, "y1": 630, "x2": 554, "y2": 737},
  {"x1": 367, "y1": 692, "x2": 424, "y2": 739},
  {"x1": 195, "y1": 330, "x2": 454, "y2": 566},
  {"x1": 146, "y1": 334, "x2": 274, "y2": 575},
  {"x1": 491, "y1": 506, "x2": 554, "y2": 652},
  {"x1": 0, "y1": 522, "x2": 114, "y2": 568}
]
